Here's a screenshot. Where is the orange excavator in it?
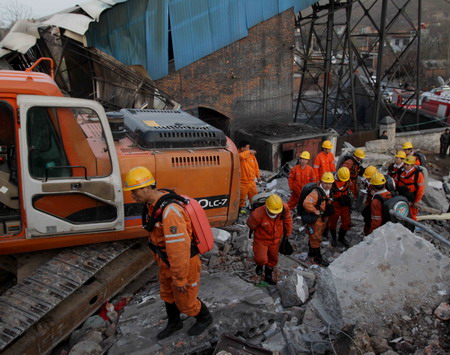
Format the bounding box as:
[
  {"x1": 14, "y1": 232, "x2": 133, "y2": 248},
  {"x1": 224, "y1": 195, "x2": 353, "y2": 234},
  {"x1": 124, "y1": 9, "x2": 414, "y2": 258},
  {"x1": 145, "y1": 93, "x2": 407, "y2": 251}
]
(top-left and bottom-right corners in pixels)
[{"x1": 0, "y1": 59, "x2": 240, "y2": 255}]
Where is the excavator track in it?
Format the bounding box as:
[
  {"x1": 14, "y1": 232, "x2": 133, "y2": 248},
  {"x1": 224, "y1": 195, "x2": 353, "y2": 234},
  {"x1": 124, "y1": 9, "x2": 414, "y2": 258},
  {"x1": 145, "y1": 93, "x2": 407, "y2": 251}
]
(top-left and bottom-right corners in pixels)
[{"x1": 0, "y1": 239, "x2": 152, "y2": 353}]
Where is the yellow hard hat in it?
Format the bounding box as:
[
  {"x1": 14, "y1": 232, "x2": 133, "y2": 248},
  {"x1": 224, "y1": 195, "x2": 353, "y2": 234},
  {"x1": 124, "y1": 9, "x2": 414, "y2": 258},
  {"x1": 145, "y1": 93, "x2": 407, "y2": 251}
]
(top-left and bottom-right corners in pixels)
[
  {"x1": 322, "y1": 140, "x2": 333, "y2": 149},
  {"x1": 395, "y1": 150, "x2": 407, "y2": 159},
  {"x1": 123, "y1": 166, "x2": 156, "y2": 191},
  {"x1": 354, "y1": 148, "x2": 365, "y2": 159},
  {"x1": 402, "y1": 141, "x2": 413, "y2": 150},
  {"x1": 370, "y1": 172, "x2": 386, "y2": 186},
  {"x1": 299, "y1": 151, "x2": 311, "y2": 160},
  {"x1": 321, "y1": 172, "x2": 335, "y2": 183},
  {"x1": 363, "y1": 165, "x2": 377, "y2": 179},
  {"x1": 266, "y1": 194, "x2": 283, "y2": 214},
  {"x1": 337, "y1": 167, "x2": 350, "y2": 182},
  {"x1": 404, "y1": 155, "x2": 417, "y2": 165}
]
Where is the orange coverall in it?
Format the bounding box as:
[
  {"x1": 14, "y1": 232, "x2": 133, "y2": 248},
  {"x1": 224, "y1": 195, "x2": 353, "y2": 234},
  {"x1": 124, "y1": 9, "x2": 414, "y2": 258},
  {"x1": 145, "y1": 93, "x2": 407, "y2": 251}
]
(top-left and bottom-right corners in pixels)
[
  {"x1": 148, "y1": 202, "x2": 201, "y2": 317},
  {"x1": 395, "y1": 166, "x2": 425, "y2": 220},
  {"x1": 239, "y1": 150, "x2": 260, "y2": 208},
  {"x1": 341, "y1": 156, "x2": 361, "y2": 197},
  {"x1": 247, "y1": 203, "x2": 293, "y2": 268},
  {"x1": 287, "y1": 164, "x2": 316, "y2": 209},
  {"x1": 313, "y1": 151, "x2": 336, "y2": 181},
  {"x1": 303, "y1": 189, "x2": 331, "y2": 248},
  {"x1": 369, "y1": 189, "x2": 393, "y2": 234},
  {"x1": 387, "y1": 162, "x2": 404, "y2": 178},
  {"x1": 328, "y1": 179, "x2": 351, "y2": 231}
]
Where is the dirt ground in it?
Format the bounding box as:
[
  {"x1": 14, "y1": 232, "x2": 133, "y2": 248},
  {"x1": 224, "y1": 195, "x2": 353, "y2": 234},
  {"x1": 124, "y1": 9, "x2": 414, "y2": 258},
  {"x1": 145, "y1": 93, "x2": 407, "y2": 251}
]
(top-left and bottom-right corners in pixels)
[{"x1": 423, "y1": 151, "x2": 450, "y2": 181}]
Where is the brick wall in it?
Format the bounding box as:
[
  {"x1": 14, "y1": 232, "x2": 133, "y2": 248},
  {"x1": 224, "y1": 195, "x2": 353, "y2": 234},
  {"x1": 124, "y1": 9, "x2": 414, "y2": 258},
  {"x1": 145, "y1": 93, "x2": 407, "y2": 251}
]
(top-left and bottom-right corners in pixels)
[{"x1": 155, "y1": 10, "x2": 295, "y2": 139}]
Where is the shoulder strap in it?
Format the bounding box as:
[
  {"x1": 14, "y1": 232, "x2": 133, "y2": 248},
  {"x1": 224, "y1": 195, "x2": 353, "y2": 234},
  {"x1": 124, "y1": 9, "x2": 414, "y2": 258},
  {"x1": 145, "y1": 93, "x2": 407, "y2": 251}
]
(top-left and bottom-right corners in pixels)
[
  {"x1": 142, "y1": 189, "x2": 188, "y2": 231},
  {"x1": 373, "y1": 194, "x2": 387, "y2": 204}
]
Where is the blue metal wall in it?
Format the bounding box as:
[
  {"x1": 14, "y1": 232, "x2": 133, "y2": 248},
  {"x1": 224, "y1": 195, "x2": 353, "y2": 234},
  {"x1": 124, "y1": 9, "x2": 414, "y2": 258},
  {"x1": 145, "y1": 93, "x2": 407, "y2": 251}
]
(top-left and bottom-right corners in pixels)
[{"x1": 86, "y1": 0, "x2": 317, "y2": 80}]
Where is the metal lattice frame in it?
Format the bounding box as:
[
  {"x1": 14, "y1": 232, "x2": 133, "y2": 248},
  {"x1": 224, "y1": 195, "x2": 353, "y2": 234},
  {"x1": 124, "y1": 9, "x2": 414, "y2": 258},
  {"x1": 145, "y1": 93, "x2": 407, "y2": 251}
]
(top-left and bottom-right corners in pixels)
[{"x1": 294, "y1": 0, "x2": 422, "y2": 132}]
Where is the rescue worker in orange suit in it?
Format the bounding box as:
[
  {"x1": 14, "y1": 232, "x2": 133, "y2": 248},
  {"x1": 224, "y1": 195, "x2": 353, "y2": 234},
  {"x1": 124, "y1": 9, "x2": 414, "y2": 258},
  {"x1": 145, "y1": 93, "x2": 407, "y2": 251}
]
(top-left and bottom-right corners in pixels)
[
  {"x1": 287, "y1": 151, "x2": 316, "y2": 210},
  {"x1": 402, "y1": 141, "x2": 422, "y2": 166},
  {"x1": 395, "y1": 155, "x2": 425, "y2": 221},
  {"x1": 361, "y1": 165, "x2": 379, "y2": 236},
  {"x1": 368, "y1": 172, "x2": 393, "y2": 234},
  {"x1": 387, "y1": 150, "x2": 406, "y2": 177},
  {"x1": 238, "y1": 140, "x2": 261, "y2": 214},
  {"x1": 328, "y1": 167, "x2": 351, "y2": 248},
  {"x1": 303, "y1": 172, "x2": 335, "y2": 266},
  {"x1": 313, "y1": 140, "x2": 336, "y2": 181},
  {"x1": 341, "y1": 148, "x2": 365, "y2": 198},
  {"x1": 124, "y1": 167, "x2": 212, "y2": 340},
  {"x1": 247, "y1": 194, "x2": 292, "y2": 285}
]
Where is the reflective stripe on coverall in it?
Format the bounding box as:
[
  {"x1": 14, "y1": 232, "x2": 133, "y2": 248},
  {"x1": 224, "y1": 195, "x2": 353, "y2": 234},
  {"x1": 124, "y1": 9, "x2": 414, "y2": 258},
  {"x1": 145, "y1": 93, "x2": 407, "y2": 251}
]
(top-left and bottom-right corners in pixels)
[
  {"x1": 328, "y1": 179, "x2": 350, "y2": 231},
  {"x1": 341, "y1": 156, "x2": 361, "y2": 198},
  {"x1": 369, "y1": 189, "x2": 393, "y2": 234},
  {"x1": 313, "y1": 151, "x2": 336, "y2": 181},
  {"x1": 303, "y1": 189, "x2": 330, "y2": 249},
  {"x1": 239, "y1": 150, "x2": 260, "y2": 207},
  {"x1": 396, "y1": 167, "x2": 425, "y2": 220},
  {"x1": 287, "y1": 164, "x2": 316, "y2": 209},
  {"x1": 148, "y1": 202, "x2": 201, "y2": 317},
  {"x1": 247, "y1": 203, "x2": 293, "y2": 268}
]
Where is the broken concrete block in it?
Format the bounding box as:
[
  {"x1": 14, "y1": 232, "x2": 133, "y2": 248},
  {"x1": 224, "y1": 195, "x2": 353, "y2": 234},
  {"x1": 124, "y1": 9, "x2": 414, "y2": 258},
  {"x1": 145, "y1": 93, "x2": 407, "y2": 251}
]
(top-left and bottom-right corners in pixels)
[
  {"x1": 212, "y1": 228, "x2": 231, "y2": 245},
  {"x1": 68, "y1": 341, "x2": 102, "y2": 355},
  {"x1": 232, "y1": 234, "x2": 249, "y2": 252},
  {"x1": 261, "y1": 330, "x2": 288, "y2": 353},
  {"x1": 434, "y1": 302, "x2": 450, "y2": 321},
  {"x1": 277, "y1": 273, "x2": 309, "y2": 307},
  {"x1": 81, "y1": 315, "x2": 107, "y2": 331},
  {"x1": 422, "y1": 187, "x2": 448, "y2": 212},
  {"x1": 329, "y1": 223, "x2": 450, "y2": 330}
]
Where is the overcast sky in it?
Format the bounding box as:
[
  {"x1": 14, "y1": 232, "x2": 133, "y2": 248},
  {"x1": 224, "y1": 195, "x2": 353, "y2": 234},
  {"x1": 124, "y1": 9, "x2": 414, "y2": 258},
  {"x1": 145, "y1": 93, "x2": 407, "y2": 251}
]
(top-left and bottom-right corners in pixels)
[{"x1": 1, "y1": 0, "x2": 81, "y2": 20}]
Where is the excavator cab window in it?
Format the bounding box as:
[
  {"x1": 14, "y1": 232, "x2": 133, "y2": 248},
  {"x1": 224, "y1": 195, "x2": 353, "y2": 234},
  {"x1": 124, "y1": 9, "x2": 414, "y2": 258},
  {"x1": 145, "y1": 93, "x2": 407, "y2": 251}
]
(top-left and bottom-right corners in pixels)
[{"x1": 27, "y1": 107, "x2": 70, "y2": 179}]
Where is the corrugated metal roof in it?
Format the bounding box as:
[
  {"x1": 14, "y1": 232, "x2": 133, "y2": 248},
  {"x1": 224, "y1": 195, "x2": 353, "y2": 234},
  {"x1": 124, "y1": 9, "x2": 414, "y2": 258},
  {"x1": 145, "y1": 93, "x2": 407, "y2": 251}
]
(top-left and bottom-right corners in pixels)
[{"x1": 0, "y1": 0, "x2": 319, "y2": 79}]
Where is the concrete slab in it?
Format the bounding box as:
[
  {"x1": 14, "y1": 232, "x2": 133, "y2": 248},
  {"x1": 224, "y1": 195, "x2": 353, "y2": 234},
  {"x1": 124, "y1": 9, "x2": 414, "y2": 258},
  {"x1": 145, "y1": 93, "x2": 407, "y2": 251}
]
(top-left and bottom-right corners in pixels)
[
  {"x1": 109, "y1": 272, "x2": 278, "y2": 355},
  {"x1": 329, "y1": 223, "x2": 450, "y2": 329}
]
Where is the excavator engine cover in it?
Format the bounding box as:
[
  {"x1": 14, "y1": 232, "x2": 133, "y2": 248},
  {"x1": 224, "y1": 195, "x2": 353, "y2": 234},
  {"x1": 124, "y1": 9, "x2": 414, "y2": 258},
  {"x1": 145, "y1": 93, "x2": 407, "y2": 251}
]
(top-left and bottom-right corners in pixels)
[{"x1": 121, "y1": 109, "x2": 227, "y2": 149}]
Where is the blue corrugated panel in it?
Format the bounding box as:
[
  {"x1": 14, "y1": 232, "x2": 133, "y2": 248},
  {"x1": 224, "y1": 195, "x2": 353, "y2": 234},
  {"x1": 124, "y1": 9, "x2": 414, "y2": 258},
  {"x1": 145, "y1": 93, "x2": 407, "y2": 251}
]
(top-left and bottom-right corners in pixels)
[
  {"x1": 86, "y1": 0, "x2": 169, "y2": 80},
  {"x1": 169, "y1": 0, "x2": 213, "y2": 71},
  {"x1": 145, "y1": 0, "x2": 169, "y2": 79},
  {"x1": 207, "y1": 0, "x2": 247, "y2": 53},
  {"x1": 294, "y1": 0, "x2": 318, "y2": 13},
  {"x1": 244, "y1": 0, "x2": 264, "y2": 28}
]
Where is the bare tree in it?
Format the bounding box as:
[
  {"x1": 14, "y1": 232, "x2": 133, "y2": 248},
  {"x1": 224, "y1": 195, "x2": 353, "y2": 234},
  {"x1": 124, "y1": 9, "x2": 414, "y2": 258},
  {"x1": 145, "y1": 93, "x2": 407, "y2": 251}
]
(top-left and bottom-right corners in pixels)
[{"x1": 0, "y1": 0, "x2": 33, "y2": 29}]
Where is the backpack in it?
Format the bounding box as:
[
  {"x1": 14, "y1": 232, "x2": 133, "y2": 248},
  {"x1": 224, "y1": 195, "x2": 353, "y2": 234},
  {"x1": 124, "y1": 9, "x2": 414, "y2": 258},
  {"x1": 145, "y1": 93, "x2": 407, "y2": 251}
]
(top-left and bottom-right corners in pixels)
[
  {"x1": 373, "y1": 194, "x2": 410, "y2": 225},
  {"x1": 396, "y1": 165, "x2": 428, "y2": 201},
  {"x1": 297, "y1": 183, "x2": 331, "y2": 223},
  {"x1": 414, "y1": 152, "x2": 427, "y2": 167},
  {"x1": 142, "y1": 189, "x2": 214, "y2": 265}
]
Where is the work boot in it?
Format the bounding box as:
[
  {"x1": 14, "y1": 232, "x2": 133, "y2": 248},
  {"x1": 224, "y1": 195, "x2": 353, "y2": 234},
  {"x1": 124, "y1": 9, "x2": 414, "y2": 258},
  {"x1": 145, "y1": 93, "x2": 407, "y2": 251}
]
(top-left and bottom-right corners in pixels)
[
  {"x1": 255, "y1": 265, "x2": 263, "y2": 276},
  {"x1": 330, "y1": 229, "x2": 337, "y2": 247},
  {"x1": 264, "y1": 266, "x2": 277, "y2": 285},
  {"x1": 157, "y1": 302, "x2": 183, "y2": 340},
  {"x1": 338, "y1": 228, "x2": 350, "y2": 248},
  {"x1": 188, "y1": 301, "x2": 213, "y2": 336},
  {"x1": 312, "y1": 248, "x2": 329, "y2": 267}
]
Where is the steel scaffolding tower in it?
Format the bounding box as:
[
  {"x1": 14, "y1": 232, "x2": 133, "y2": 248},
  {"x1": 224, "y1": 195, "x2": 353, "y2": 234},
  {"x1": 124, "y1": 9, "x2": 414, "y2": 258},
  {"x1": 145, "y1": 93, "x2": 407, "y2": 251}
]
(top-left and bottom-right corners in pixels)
[{"x1": 294, "y1": 0, "x2": 423, "y2": 132}]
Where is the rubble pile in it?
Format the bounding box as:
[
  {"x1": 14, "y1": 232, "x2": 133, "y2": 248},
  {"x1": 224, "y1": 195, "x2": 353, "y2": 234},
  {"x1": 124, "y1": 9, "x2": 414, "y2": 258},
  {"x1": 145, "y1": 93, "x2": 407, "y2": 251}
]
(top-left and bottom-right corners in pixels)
[{"x1": 60, "y1": 169, "x2": 450, "y2": 355}]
